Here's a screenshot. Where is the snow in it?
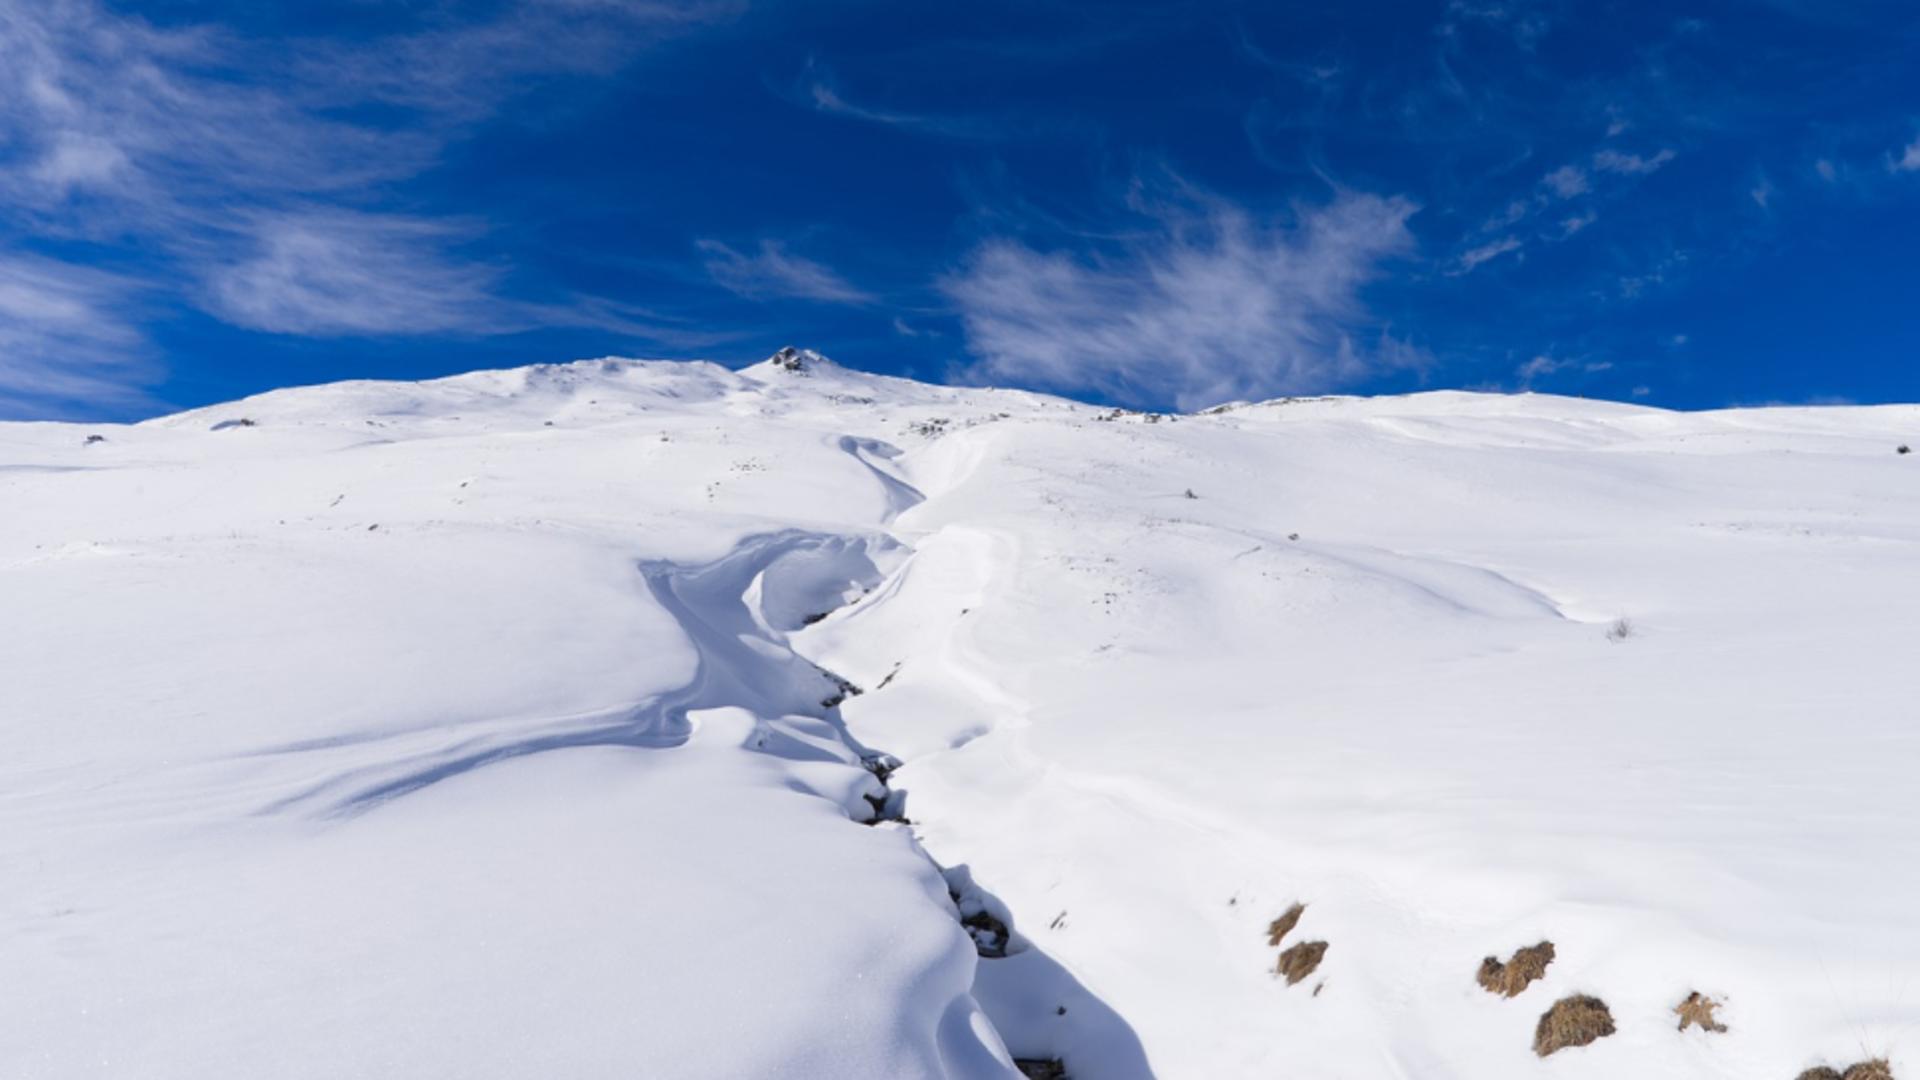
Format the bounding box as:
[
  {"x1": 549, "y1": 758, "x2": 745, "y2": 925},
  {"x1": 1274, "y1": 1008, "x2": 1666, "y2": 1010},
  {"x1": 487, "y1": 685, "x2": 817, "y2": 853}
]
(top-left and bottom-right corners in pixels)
[{"x1": 5, "y1": 352, "x2": 1918, "y2": 1078}]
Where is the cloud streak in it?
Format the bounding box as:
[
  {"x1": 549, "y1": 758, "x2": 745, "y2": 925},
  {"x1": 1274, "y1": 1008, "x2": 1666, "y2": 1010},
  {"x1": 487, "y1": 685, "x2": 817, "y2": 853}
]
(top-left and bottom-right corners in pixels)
[
  {"x1": 1593, "y1": 147, "x2": 1676, "y2": 175},
  {"x1": 1452, "y1": 235, "x2": 1522, "y2": 274},
  {"x1": 0, "y1": 0, "x2": 729, "y2": 414},
  {"x1": 698, "y1": 239, "x2": 875, "y2": 304},
  {"x1": 201, "y1": 211, "x2": 512, "y2": 336},
  {"x1": 943, "y1": 186, "x2": 1422, "y2": 410},
  {"x1": 798, "y1": 60, "x2": 1008, "y2": 140},
  {"x1": 0, "y1": 255, "x2": 156, "y2": 417}
]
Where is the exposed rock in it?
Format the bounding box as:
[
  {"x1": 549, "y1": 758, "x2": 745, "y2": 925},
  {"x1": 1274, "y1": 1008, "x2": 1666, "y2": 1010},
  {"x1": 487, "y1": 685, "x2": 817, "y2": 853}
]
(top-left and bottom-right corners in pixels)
[
  {"x1": 961, "y1": 907, "x2": 1010, "y2": 958},
  {"x1": 767, "y1": 346, "x2": 824, "y2": 373}
]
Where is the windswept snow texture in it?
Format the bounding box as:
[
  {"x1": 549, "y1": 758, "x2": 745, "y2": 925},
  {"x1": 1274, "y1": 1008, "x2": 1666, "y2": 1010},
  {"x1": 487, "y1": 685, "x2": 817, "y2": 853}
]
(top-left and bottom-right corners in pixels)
[{"x1": 6, "y1": 353, "x2": 1920, "y2": 1079}]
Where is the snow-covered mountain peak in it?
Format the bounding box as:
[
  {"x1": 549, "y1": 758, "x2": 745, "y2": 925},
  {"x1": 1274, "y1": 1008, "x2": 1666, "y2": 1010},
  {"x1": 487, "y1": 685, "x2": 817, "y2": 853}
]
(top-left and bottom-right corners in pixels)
[{"x1": 755, "y1": 344, "x2": 835, "y2": 375}]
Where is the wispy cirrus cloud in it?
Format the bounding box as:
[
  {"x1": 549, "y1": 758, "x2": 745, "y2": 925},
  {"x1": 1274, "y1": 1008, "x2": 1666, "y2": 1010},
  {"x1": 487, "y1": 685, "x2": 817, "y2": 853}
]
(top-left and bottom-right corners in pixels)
[
  {"x1": 1515, "y1": 353, "x2": 1611, "y2": 389},
  {"x1": 1451, "y1": 235, "x2": 1522, "y2": 275},
  {"x1": 942, "y1": 183, "x2": 1423, "y2": 410},
  {"x1": 1558, "y1": 209, "x2": 1598, "y2": 236},
  {"x1": 1449, "y1": 142, "x2": 1674, "y2": 271},
  {"x1": 1441, "y1": 0, "x2": 1555, "y2": 51},
  {"x1": 1594, "y1": 147, "x2": 1677, "y2": 175},
  {"x1": 0, "y1": 0, "x2": 732, "y2": 414},
  {"x1": 200, "y1": 211, "x2": 719, "y2": 340},
  {"x1": 0, "y1": 255, "x2": 156, "y2": 417},
  {"x1": 697, "y1": 239, "x2": 875, "y2": 304},
  {"x1": 1543, "y1": 165, "x2": 1590, "y2": 199},
  {"x1": 201, "y1": 211, "x2": 513, "y2": 336},
  {"x1": 1539, "y1": 146, "x2": 1672, "y2": 202},
  {"x1": 793, "y1": 57, "x2": 1036, "y2": 141}
]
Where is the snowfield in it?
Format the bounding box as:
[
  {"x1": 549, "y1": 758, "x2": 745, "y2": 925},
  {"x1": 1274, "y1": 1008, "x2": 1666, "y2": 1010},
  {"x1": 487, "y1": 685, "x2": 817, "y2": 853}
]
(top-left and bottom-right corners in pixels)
[{"x1": 5, "y1": 349, "x2": 1918, "y2": 1079}]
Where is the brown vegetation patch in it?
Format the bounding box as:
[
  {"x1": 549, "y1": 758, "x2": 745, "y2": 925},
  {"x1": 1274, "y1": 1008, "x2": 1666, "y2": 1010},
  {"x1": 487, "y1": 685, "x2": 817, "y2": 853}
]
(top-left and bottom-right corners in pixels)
[
  {"x1": 1276, "y1": 940, "x2": 1328, "y2": 985},
  {"x1": 1533, "y1": 994, "x2": 1616, "y2": 1057},
  {"x1": 1267, "y1": 902, "x2": 1306, "y2": 947},
  {"x1": 1802, "y1": 1060, "x2": 1900, "y2": 1080},
  {"x1": 1477, "y1": 941, "x2": 1555, "y2": 998},
  {"x1": 1674, "y1": 991, "x2": 1727, "y2": 1033}
]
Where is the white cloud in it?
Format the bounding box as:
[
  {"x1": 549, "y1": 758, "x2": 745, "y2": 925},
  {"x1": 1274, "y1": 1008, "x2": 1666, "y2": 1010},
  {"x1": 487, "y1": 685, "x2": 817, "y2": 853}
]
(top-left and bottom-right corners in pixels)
[
  {"x1": 1486, "y1": 198, "x2": 1532, "y2": 229},
  {"x1": 200, "y1": 209, "x2": 713, "y2": 341},
  {"x1": 1544, "y1": 165, "x2": 1590, "y2": 198},
  {"x1": 27, "y1": 132, "x2": 130, "y2": 194},
  {"x1": 798, "y1": 59, "x2": 1004, "y2": 140},
  {"x1": 0, "y1": 0, "x2": 731, "y2": 413},
  {"x1": 202, "y1": 212, "x2": 511, "y2": 336},
  {"x1": 1750, "y1": 175, "x2": 1776, "y2": 208},
  {"x1": 1452, "y1": 235, "x2": 1522, "y2": 274},
  {"x1": 698, "y1": 239, "x2": 874, "y2": 304},
  {"x1": 1816, "y1": 158, "x2": 1838, "y2": 182},
  {"x1": 1491, "y1": 145, "x2": 1667, "y2": 247},
  {"x1": 1892, "y1": 136, "x2": 1920, "y2": 173},
  {"x1": 1593, "y1": 147, "x2": 1676, "y2": 175},
  {"x1": 1442, "y1": 1, "x2": 1553, "y2": 49},
  {"x1": 1513, "y1": 353, "x2": 1612, "y2": 388},
  {"x1": 942, "y1": 187, "x2": 1423, "y2": 410},
  {"x1": 0, "y1": 254, "x2": 157, "y2": 417},
  {"x1": 1558, "y1": 209, "x2": 1597, "y2": 237},
  {"x1": 1515, "y1": 354, "x2": 1569, "y2": 384}
]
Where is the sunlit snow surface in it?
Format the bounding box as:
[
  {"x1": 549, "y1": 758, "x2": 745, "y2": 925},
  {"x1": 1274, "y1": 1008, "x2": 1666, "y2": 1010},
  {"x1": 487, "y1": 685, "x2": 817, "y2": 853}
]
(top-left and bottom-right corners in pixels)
[{"x1": 5, "y1": 353, "x2": 1918, "y2": 1078}]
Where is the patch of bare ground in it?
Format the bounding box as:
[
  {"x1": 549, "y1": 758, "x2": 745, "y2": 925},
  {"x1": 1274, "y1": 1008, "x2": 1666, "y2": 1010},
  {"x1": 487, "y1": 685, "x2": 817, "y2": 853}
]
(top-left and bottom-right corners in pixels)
[
  {"x1": 1674, "y1": 991, "x2": 1728, "y2": 1033},
  {"x1": 1014, "y1": 1060, "x2": 1067, "y2": 1080},
  {"x1": 1477, "y1": 941, "x2": 1555, "y2": 998},
  {"x1": 1267, "y1": 902, "x2": 1306, "y2": 946},
  {"x1": 1277, "y1": 940, "x2": 1328, "y2": 985},
  {"x1": 1533, "y1": 994, "x2": 1616, "y2": 1057},
  {"x1": 958, "y1": 906, "x2": 1010, "y2": 958}
]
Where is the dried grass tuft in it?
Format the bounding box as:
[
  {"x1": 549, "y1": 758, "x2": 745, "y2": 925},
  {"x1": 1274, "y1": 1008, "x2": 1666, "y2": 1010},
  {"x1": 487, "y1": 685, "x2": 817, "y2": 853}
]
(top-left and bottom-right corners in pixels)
[
  {"x1": 1477, "y1": 941, "x2": 1555, "y2": 998},
  {"x1": 1276, "y1": 940, "x2": 1328, "y2": 986},
  {"x1": 1533, "y1": 994, "x2": 1615, "y2": 1057},
  {"x1": 1674, "y1": 991, "x2": 1728, "y2": 1033},
  {"x1": 1267, "y1": 902, "x2": 1306, "y2": 947}
]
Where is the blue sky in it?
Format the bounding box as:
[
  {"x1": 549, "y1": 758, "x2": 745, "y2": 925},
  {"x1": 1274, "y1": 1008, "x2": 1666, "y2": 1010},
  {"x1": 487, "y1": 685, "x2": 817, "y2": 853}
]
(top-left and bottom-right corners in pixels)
[{"x1": 3, "y1": 0, "x2": 1919, "y2": 419}]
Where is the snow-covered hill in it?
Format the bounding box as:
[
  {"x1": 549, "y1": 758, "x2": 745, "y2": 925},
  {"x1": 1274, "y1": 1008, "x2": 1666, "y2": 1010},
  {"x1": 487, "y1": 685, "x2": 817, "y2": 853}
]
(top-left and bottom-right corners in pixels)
[{"x1": 5, "y1": 349, "x2": 1918, "y2": 1079}]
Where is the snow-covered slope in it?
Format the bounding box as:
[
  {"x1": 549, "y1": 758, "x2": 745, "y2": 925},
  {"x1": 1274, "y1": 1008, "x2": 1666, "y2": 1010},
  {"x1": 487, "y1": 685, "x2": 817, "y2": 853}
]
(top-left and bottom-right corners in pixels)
[{"x1": 5, "y1": 349, "x2": 1918, "y2": 1079}]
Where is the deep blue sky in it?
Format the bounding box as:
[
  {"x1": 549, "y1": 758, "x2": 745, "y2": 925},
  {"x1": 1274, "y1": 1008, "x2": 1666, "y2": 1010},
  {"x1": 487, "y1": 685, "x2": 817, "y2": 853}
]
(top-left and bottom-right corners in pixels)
[{"x1": 3, "y1": 0, "x2": 1918, "y2": 419}]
